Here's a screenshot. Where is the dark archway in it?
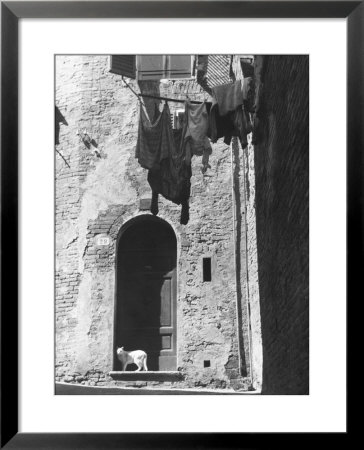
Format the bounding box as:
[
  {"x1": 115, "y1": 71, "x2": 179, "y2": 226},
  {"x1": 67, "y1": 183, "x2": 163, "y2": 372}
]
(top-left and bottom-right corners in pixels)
[{"x1": 114, "y1": 215, "x2": 177, "y2": 371}]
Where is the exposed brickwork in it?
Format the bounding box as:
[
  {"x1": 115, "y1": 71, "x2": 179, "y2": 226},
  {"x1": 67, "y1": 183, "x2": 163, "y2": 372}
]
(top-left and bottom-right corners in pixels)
[
  {"x1": 55, "y1": 55, "x2": 254, "y2": 391},
  {"x1": 253, "y1": 56, "x2": 309, "y2": 394}
]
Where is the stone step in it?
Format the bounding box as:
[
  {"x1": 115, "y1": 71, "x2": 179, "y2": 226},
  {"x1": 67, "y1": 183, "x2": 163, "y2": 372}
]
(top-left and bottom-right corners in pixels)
[{"x1": 55, "y1": 382, "x2": 257, "y2": 395}]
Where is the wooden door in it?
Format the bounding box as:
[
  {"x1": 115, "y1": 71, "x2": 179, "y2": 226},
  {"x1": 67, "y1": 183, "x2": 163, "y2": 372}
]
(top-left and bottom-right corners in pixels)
[{"x1": 115, "y1": 218, "x2": 177, "y2": 371}]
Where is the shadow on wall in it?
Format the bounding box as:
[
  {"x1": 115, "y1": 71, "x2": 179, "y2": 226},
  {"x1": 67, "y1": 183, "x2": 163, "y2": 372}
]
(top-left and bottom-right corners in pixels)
[
  {"x1": 55, "y1": 105, "x2": 68, "y2": 145},
  {"x1": 254, "y1": 55, "x2": 309, "y2": 395}
]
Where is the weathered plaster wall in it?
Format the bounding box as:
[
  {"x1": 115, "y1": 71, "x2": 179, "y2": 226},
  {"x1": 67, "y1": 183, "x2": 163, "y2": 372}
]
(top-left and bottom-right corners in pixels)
[
  {"x1": 55, "y1": 55, "x2": 252, "y2": 390},
  {"x1": 56, "y1": 55, "x2": 140, "y2": 383}
]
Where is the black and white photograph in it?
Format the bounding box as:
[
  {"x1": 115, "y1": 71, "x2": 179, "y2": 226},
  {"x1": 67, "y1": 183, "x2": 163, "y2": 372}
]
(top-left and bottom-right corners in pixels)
[
  {"x1": 55, "y1": 54, "x2": 309, "y2": 395},
  {"x1": 1, "y1": 0, "x2": 354, "y2": 443}
]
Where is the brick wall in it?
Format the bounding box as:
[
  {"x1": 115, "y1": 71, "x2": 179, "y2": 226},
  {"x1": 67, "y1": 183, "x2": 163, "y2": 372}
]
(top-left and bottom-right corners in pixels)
[{"x1": 253, "y1": 55, "x2": 309, "y2": 394}]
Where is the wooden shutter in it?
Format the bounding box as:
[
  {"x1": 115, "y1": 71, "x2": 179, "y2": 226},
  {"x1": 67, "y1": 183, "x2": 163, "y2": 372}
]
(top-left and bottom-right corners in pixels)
[
  {"x1": 109, "y1": 55, "x2": 136, "y2": 79},
  {"x1": 137, "y1": 55, "x2": 165, "y2": 80},
  {"x1": 166, "y1": 55, "x2": 192, "y2": 79},
  {"x1": 137, "y1": 55, "x2": 193, "y2": 80}
]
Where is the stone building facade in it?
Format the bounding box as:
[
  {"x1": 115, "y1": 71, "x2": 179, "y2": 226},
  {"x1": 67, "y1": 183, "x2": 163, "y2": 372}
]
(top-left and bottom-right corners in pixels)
[{"x1": 55, "y1": 54, "x2": 308, "y2": 394}]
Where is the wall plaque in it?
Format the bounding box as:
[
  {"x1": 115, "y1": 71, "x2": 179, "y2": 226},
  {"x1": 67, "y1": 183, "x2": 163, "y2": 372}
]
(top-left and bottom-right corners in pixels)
[{"x1": 95, "y1": 235, "x2": 110, "y2": 246}]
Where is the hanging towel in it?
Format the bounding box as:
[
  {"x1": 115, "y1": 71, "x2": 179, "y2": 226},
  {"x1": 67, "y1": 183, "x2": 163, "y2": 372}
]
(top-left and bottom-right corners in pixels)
[
  {"x1": 211, "y1": 80, "x2": 244, "y2": 116},
  {"x1": 135, "y1": 103, "x2": 173, "y2": 170},
  {"x1": 148, "y1": 128, "x2": 190, "y2": 203},
  {"x1": 135, "y1": 102, "x2": 192, "y2": 224},
  {"x1": 147, "y1": 127, "x2": 192, "y2": 224}
]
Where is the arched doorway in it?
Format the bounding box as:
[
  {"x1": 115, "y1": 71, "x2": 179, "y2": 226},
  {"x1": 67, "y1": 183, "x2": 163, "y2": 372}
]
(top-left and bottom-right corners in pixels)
[{"x1": 114, "y1": 215, "x2": 177, "y2": 371}]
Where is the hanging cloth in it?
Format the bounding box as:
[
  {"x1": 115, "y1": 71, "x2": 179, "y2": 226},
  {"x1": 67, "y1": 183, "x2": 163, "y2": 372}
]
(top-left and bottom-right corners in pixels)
[
  {"x1": 242, "y1": 77, "x2": 255, "y2": 113},
  {"x1": 208, "y1": 102, "x2": 252, "y2": 149},
  {"x1": 135, "y1": 102, "x2": 173, "y2": 170},
  {"x1": 211, "y1": 80, "x2": 244, "y2": 116},
  {"x1": 147, "y1": 126, "x2": 189, "y2": 202},
  {"x1": 147, "y1": 126, "x2": 192, "y2": 225},
  {"x1": 135, "y1": 101, "x2": 192, "y2": 224},
  {"x1": 208, "y1": 79, "x2": 252, "y2": 149},
  {"x1": 181, "y1": 100, "x2": 212, "y2": 173}
]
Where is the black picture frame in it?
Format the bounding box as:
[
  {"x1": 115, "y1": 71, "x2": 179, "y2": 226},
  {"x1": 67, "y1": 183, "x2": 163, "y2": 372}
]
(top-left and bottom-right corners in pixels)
[{"x1": 1, "y1": 1, "x2": 359, "y2": 448}]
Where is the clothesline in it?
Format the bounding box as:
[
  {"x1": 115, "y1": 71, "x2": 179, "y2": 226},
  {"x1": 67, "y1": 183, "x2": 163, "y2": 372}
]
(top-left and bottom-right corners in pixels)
[
  {"x1": 122, "y1": 76, "x2": 203, "y2": 105},
  {"x1": 138, "y1": 92, "x2": 203, "y2": 105},
  {"x1": 134, "y1": 76, "x2": 254, "y2": 225}
]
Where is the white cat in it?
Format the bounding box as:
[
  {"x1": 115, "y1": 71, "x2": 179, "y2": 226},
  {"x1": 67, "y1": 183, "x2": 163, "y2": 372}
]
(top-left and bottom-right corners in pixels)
[{"x1": 116, "y1": 347, "x2": 148, "y2": 372}]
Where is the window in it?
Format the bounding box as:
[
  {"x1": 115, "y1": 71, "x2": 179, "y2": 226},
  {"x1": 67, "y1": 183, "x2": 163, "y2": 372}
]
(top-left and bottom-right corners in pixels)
[
  {"x1": 171, "y1": 109, "x2": 185, "y2": 130},
  {"x1": 109, "y1": 55, "x2": 195, "y2": 81},
  {"x1": 202, "y1": 257, "x2": 212, "y2": 282}
]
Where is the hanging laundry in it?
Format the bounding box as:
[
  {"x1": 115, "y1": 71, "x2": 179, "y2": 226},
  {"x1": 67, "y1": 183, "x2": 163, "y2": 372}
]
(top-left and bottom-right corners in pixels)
[
  {"x1": 181, "y1": 100, "x2": 212, "y2": 173},
  {"x1": 135, "y1": 102, "x2": 173, "y2": 170},
  {"x1": 208, "y1": 78, "x2": 253, "y2": 149},
  {"x1": 208, "y1": 101, "x2": 233, "y2": 144},
  {"x1": 208, "y1": 101, "x2": 252, "y2": 149},
  {"x1": 231, "y1": 105, "x2": 252, "y2": 148},
  {"x1": 242, "y1": 77, "x2": 255, "y2": 113},
  {"x1": 211, "y1": 80, "x2": 244, "y2": 116},
  {"x1": 135, "y1": 102, "x2": 192, "y2": 225},
  {"x1": 148, "y1": 127, "x2": 190, "y2": 197}
]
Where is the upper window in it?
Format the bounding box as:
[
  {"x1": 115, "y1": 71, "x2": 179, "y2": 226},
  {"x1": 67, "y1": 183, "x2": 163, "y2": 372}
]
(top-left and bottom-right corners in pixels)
[{"x1": 109, "y1": 55, "x2": 195, "y2": 81}]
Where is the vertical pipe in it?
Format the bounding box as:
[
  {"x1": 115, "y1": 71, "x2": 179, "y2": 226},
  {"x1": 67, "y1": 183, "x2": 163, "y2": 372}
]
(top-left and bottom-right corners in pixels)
[
  {"x1": 240, "y1": 142, "x2": 254, "y2": 386},
  {"x1": 230, "y1": 138, "x2": 249, "y2": 377}
]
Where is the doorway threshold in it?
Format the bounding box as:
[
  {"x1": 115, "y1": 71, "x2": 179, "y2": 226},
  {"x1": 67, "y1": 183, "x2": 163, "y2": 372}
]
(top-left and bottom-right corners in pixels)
[{"x1": 109, "y1": 371, "x2": 183, "y2": 382}]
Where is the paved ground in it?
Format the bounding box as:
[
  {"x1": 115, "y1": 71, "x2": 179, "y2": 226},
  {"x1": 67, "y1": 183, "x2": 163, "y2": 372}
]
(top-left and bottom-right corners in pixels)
[{"x1": 55, "y1": 382, "x2": 255, "y2": 395}]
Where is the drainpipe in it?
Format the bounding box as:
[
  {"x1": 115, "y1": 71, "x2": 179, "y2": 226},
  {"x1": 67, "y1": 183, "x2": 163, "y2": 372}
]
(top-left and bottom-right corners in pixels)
[
  {"x1": 230, "y1": 139, "x2": 243, "y2": 375},
  {"x1": 231, "y1": 137, "x2": 253, "y2": 385},
  {"x1": 240, "y1": 140, "x2": 254, "y2": 387}
]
